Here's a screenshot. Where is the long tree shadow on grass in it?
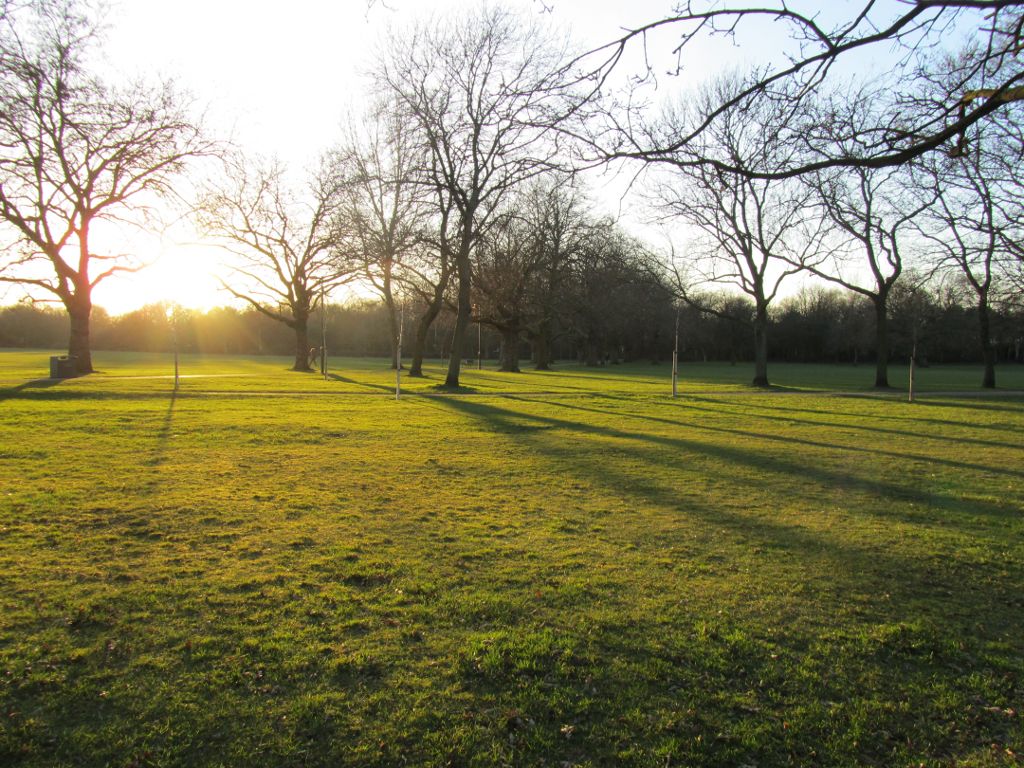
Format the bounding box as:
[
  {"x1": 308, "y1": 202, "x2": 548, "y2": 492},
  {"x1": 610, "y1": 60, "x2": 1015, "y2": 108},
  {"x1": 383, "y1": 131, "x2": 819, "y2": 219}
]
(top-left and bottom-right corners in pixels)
[
  {"x1": 458, "y1": 369, "x2": 594, "y2": 393},
  {"x1": 913, "y1": 396, "x2": 1024, "y2": 415},
  {"x1": 431, "y1": 395, "x2": 1022, "y2": 615},
  {"x1": 326, "y1": 373, "x2": 395, "y2": 393},
  {"x1": 517, "y1": 397, "x2": 1024, "y2": 548},
  {"x1": 145, "y1": 392, "x2": 178, "y2": 467},
  {"x1": 599, "y1": 391, "x2": 1024, "y2": 450},
  {"x1": 442, "y1": 396, "x2": 1021, "y2": 527},
  {"x1": 516, "y1": 396, "x2": 1024, "y2": 481},
  {"x1": 423, "y1": 396, "x2": 1023, "y2": 765},
  {"x1": 686, "y1": 394, "x2": 1024, "y2": 449},
  {"x1": 0, "y1": 377, "x2": 64, "y2": 399},
  {"x1": 726, "y1": 392, "x2": 1024, "y2": 434}
]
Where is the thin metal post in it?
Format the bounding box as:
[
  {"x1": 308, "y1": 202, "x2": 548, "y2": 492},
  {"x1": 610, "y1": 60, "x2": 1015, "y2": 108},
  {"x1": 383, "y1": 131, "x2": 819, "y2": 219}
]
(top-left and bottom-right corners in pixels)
[
  {"x1": 172, "y1": 309, "x2": 179, "y2": 392},
  {"x1": 320, "y1": 286, "x2": 327, "y2": 380},
  {"x1": 672, "y1": 309, "x2": 679, "y2": 398},
  {"x1": 908, "y1": 339, "x2": 916, "y2": 403},
  {"x1": 396, "y1": 301, "x2": 404, "y2": 400}
]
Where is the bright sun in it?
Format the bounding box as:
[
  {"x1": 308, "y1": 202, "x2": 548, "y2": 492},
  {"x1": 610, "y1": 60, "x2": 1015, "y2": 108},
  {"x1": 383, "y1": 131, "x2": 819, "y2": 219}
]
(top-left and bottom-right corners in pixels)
[{"x1": 91, "y1": 238, "x2": 234, "y2": 316}]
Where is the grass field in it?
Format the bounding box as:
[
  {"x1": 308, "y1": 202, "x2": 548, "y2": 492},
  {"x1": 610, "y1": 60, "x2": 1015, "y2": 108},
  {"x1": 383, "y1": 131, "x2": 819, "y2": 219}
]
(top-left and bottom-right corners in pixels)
[
  {"x1": 3, "y1": 349, "x2": 1024, "y2": 395},
  {"x1": 2, "y1": 350, "x2": 1023, "y2": 766}
]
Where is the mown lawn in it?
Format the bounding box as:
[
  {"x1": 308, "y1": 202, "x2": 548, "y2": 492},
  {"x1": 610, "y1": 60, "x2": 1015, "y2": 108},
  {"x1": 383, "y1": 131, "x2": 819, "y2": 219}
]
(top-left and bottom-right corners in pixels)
[
  {"x1": 3, "y1": 349, "x2": 1024, "y2": 394},
  {"x1": 1, "y1": 351, "x2": 1023, "y2": 766}
]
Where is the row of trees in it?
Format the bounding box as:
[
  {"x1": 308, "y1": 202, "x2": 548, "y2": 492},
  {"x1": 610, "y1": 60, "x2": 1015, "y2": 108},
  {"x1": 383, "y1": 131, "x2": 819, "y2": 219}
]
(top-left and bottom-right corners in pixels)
[
  {"x1": 1, "y1": 1, "x2": 1023, "y2": 387},
  {"x1": 654, "y1": 72, "x2": 1024, "y2": 388},
  {"x1": 593, "y1": 2, "x2": 1024, "y2": 388},
  {"x1": 4, "y1": 278, "x2": 1022, "y2": 370}
]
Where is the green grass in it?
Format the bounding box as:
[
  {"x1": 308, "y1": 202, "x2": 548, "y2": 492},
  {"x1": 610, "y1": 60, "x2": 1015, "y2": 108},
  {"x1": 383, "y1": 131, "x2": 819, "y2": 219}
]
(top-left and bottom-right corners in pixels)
[
  {"x1": 1, "y1": 351, "x2": 1023, "y2": 766},
  {"x1": 4, "y1": 348, "x2": 1024, "y2": 395}
]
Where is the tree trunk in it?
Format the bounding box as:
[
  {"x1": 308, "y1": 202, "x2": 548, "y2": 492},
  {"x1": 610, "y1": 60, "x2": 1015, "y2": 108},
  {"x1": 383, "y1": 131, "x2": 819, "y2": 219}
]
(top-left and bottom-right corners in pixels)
[
  {"x1": 386, "y1": 304, "x2": 400, "y2": 370},
  {"x1": 978, "y1": 297, "x2": 996, "y2": 388},
  {"x1": 499, "y1": 327, "x2": 521, "y2": 372},
  {"x1": 752, "y1": 303, "x2": 769, "y2": 388},
  {"x1": 409, "y1": 259, "x2": 451, "y2": 377},
  {"x1": 66, "y1": 296, "x2": 94, "y2": 375},
  {"x1": 533, "y1": 319, "x2": 552, "y2": 371},
  {"x1": 585, "y1": 338, "x2": 599, "y2": 367},
  {"x1": 873, "y1": 295, "x2": 890, "y2": 388},
  {"x1": 409, "y1": 300, "x2": 442, "y2": 377},
  {"x1": 292, "y1": 317, "x2": 311, "y2": 372},
  {"x1": 383, "y1": 276, "x2": 399, "y2": 370},
  {"x1": 445, "y1": 245, "x2": 473, "y2": 387}
]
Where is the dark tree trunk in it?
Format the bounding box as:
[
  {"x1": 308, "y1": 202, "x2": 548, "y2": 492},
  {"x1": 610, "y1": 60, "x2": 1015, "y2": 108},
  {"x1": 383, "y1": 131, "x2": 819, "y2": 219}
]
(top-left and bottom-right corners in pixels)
[
  {"x1": 533, "y1": 319, "x2": 552, "y2": 370},
  {"x1": 67, "y1": 295, "x2": 93, "y2": 375},
  {"x1": 383, "y1": 275, "x2": 400, "y2": 370},
  {"x1": 409, "y1": 259, "x2": 451, "y2": 377},
  {"x1": 445, "y1": 245, "x2": 473, "y2": 387},
  {"x1": 409, "y1": 300, "x2": 442, "y2": 378},
  {"x1": 752, "y1": 303, "x2": 769, "y2": 388},
  {"x1": 292, "y1": 316, "x2": 311, "y2": 372},
  {"x1": 499, "y1": 326, "x2": 521, "y2": 372},
  {"x1": 386, "y1": 301, "x2": 401, "y2": 369},
  {"x1": 873, "y1": 295, "x2": 890, "y2": 388},
  {"x1": 585, "y1": 338, "x2": 599, "y2": 367},
  {"x1": 978, "y1": 297, "x2": 996, "y2": 388}
]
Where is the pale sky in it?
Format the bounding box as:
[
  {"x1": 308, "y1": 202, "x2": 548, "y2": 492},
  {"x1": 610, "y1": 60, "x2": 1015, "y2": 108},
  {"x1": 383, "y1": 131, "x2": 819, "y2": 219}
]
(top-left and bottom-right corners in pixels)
[
  {"x1": 29, "y1": 0, "x2": 974, "y2": 314},
  {"x1": 89, "y1": 0, "x2": 695, "y2": 313},
  {"x1": 103, "y1": 0, "x2": 689, "y2": 167}
]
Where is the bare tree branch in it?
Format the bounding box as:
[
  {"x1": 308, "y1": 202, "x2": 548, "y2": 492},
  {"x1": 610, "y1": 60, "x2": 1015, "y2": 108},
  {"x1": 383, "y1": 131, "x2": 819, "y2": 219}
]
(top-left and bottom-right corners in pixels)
[
  {"x1": 0, "y1": 0, "x2": 214, "y2": 372},
  {"x1": 196, "y1": 153, "x2": 352, "y2": 371}
]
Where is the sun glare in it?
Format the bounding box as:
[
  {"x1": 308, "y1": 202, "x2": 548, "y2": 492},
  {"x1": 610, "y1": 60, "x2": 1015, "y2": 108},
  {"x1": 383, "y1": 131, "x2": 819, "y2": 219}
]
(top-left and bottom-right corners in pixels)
[{"x1": 92, "y1": 241, "x2": 234, "y2": 316}]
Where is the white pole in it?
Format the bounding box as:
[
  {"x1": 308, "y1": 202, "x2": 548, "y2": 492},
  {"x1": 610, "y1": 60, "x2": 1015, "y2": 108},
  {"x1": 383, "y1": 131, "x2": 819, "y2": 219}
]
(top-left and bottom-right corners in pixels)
[
  {"x1": 321, "y1": 286, "x2": 328, "y2": 380},
  {"x1": 396, "y1": 301, "x2": 404, "y2": 400},
  {"x1": 672, "y1": 309, "x2": 679, "y2": 398},
  {"x1": 909, "y1": 338, "x2": 916, "y2": 403},
  {"x1": 172, "y1": 308, "x2": 179, "y2": 392}
]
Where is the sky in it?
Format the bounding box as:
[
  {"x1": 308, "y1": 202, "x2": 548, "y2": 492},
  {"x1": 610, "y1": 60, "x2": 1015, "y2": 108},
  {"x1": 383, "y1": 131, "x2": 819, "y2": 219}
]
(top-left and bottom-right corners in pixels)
[
  {"x1": 88, "y1": 0, "x2": 697, "y2": 313},
  {"x1": 5, "y1": 0, "x2": 980, "y2": 314}
]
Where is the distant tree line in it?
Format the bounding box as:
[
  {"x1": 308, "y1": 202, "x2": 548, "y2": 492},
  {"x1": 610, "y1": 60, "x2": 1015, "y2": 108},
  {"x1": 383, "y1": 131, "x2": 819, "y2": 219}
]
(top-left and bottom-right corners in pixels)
[{"x1": 4, "y1": 277, "x2": 1021, "y2": 369}]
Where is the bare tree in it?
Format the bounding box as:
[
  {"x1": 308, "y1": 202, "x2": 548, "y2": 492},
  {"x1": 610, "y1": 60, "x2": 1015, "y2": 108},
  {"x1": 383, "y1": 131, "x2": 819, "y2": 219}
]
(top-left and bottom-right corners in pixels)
[
  {"x1": 521, "y1": 178, "x2": 591, "y2": 370},
  {"x1": 402, "y1": 200, "x2": 454, "y2": 378},
  {"x1": 470, "y1": 178, "x2": 588, "y2": 372},
  {"x1": 654, "y1": 77, "x2": 824, "y2": 387},
  {"x1": 915, "y1": 139, "x2": 1009, "y2": 388},
  {"x1": 911, "y1": 47, "x2": 1024, "y2": 388},
  {"x1": 578, "y1": 2, "x2": 1024, "y2": 179},
  {"x1": 335, "y1": 101, "x2": 425, "y2": 369},
  {"x1": 0, "y1": 0, "x2": 211, "y2": 373},
  {"x1": 983, "y1": 80, "x2": 1024, "y2": 286},
  {"x1": 473, "y1": 208, "x2": 542, "y2": 373},
  {"x1": 375, "y1": 4, "x2": 578, "y2": 387},
  {"x1": 565, "y1": 220, "x2": 667, "y2": 366},
  {"x1": 800, "y1": 165, "x2": 929, "y2": 388},
  {"x1": 793, "y1": 91, "x2": 935, "y2": 387},
  {"x1": 197, "y1": 156, "x2": 349, "y2": 372}
]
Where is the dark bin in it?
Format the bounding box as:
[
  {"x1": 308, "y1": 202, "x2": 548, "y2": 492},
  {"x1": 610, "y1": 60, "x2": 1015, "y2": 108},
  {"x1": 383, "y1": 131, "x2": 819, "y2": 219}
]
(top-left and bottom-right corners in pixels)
[{"x1": 49, "y1": 355, "x2": 77, "y2": 378}]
